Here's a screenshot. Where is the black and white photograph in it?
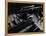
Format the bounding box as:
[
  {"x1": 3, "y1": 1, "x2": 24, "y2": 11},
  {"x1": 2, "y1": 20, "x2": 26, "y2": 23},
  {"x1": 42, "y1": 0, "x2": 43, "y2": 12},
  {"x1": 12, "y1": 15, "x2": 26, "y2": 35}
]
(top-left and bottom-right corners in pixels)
[{"x1": 8, "y1": 3, "x2": 44, "y2": 33}]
